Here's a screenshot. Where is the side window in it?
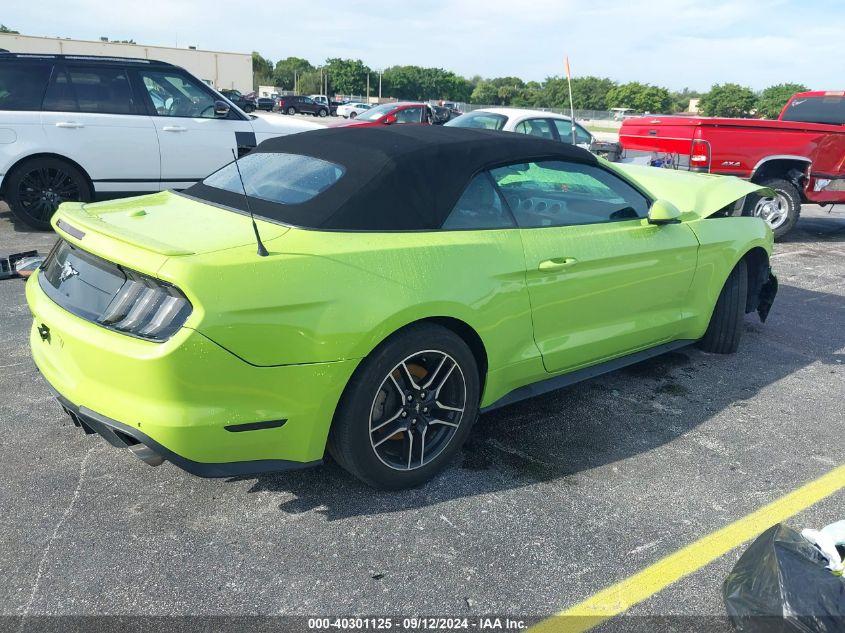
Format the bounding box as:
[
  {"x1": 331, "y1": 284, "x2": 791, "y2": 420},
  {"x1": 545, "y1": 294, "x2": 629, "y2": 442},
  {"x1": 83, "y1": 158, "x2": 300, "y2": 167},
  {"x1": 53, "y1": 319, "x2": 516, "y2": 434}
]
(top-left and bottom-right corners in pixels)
[
  {"x1": 43, "y1": 68, "x2": 78, "y2": 112},
  {"x1": 395, "y1": 106, "x2": 423, "y2": 123},
  {"x1": 490, "y1": 161, "x2": 650, "y2": 228},
  {"x1": 552, "y1": 120, "x2": 592, "y2": 145},
  {"x1": 514, "y1": 118, "x2": 554, "y2": 139},
  {"x1": 441, "y1": 173, "x2": 515, "y2": 230},
  {"x1": 574, "y1": 124, "x2": 592, "y2": 145},
  {"x1": 0, "y1": 63, "x2": 51, "y2": 111},
  {"x1": 55, "y1": 67, "x2": 135, "y2": 114},
  {"x1": 551, "y1": 118, "x2": 573, "y2": 142},
  {"x1": 138, "y1": 70, "x2": 217, "y2": 118}
]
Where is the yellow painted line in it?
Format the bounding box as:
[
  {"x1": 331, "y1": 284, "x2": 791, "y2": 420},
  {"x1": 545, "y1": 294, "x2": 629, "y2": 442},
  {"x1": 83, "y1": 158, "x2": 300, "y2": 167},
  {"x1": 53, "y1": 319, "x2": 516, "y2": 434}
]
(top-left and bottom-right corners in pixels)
[{"x1": 531, "y1": 463, "x2": 845, "y2": 633}]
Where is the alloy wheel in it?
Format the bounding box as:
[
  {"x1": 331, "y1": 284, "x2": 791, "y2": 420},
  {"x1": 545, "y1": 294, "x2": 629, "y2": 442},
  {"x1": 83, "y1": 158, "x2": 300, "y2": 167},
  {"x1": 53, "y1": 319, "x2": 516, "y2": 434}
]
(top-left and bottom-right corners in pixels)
[
  {"x1": 17, "y1": 166, "x2": 81, "y2": 222},
  {"x1": 752, "y1": 193, "x2": 789, "y2": 230},
  {"x1": 369, "y1": 350, "x2": 467, "y2": 471}
]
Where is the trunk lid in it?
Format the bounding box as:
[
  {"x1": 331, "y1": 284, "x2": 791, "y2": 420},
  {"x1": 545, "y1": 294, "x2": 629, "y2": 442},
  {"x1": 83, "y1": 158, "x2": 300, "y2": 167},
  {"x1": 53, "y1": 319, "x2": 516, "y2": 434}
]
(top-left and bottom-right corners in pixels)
[
  {"x1": 54, "y1": 191, "x2": 289, "y2": 258},
  {"x1": 611, "y1": 163, "x2": 769, "y2": 219}
]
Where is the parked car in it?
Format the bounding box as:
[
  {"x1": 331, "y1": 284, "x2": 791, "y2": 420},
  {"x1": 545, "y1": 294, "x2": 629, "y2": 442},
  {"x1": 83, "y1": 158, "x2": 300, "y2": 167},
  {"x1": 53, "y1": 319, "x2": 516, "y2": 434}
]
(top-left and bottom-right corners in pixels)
[
  {"x1": 447, "y1": 108, "x2": 594, "y2": 148},
  {"x1": 256, "y1": 96, "x2": 276, "y2": 111},
  {"x1": 219, "y1": 88, "x2": 256, "y2": 113},
  {"x1": 28, "y1": 125, "x2": 777, "y2": 488},
  {"x1": 430, "y1": 104, "x2": 458, "y2": 125},
  {"x1": 336, "y1": 102, "x2": 371, "y2": 119},
  {"x1": 333, "y1": 101, "x2": 432, "y2": 127},
  {"x1": 277, "y1": 95, "x2": 329, "y2": 117},
  {"x1": 619, "y1": 90, "x2": 845, "y2": 239},
  {"x1": 308, "y1": 94, "x2": 343, "y2": 115},
  {"x1": 0, "y1": 53, "x2": 319, "y2": 229}
]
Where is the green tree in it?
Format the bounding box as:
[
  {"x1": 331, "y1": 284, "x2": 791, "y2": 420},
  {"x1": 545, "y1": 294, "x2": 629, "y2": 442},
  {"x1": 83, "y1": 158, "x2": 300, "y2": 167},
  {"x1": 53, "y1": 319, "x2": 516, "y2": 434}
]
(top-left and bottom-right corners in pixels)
[
  {"x1": 324, "y1": 58, "x2": 370, "y2": 96},
  {"x1": 251, "y1": 52, "x2": 274, "y2": 90},
  {"x1": 541, "y1": 76, "x2": 616, "y2": 110},
  {"x1": 670, "y1": 88, "x2": 702, "y2": 113},
  {"x1": 468, "y1": 76, "x2": 525, "y2": 105},
  {"x1": 605, "y1": 82, "x2": 672, "y2": 113},
  {"x1": 512, "y1": 81, "x2": 543, "y2": 107},
  {"x1": 756, "y1": 83, "x2": 809, "y2": 119},
  {"x1": 470, "y1": 80, "x2": 500, "y2": 104},
  {"x1": 382, "y1": 65, "x2": 472, "y2": 101},
  {"x1": 0, "y1": 24, "x2": 19, "y2": 33},
  {"x1": 699, "y1": 83, "x2": 757, "y2": 117},
  {"x1": 295, "y1": 70, "x2": 322, "y2": 95},
  {"x1": 273, "y1": 57, "x2": 314, "y2": 91}
]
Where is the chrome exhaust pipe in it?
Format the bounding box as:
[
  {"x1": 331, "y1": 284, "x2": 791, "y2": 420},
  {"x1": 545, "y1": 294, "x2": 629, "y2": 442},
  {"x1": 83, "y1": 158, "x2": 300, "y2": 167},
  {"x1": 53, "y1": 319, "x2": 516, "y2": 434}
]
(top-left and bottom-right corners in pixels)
[{"x1": 128, "y1": 443, "x2": 165, "y2": 467}]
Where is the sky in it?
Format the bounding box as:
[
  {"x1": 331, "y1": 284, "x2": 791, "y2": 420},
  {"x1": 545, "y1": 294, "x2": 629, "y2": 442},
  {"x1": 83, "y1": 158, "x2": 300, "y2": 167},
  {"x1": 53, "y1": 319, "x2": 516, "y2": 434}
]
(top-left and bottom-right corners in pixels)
[{"x1": 5, "y1": 0, "x2": 844, "y2": 91}]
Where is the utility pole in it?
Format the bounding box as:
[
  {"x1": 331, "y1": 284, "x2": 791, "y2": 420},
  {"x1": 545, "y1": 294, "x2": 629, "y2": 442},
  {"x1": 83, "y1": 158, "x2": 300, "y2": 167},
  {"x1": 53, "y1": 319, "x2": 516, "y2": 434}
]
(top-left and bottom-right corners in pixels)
[
  {"x1": 294, "y1": 70, "x2": 297, "y2": 94},
  {"x1": 378, "y1": 69, "x2": 382, "y2": 101},
  {"x1": 366, "y1": 73, "x2": 370, "y2": 101},
  {"x1": 319, "y1": 67, "x2": 323, "y2": 95}
]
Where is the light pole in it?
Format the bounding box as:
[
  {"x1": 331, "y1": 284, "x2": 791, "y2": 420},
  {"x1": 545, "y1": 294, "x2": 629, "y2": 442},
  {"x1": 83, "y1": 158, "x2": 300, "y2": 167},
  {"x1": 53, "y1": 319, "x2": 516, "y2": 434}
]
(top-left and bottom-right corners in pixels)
[
  {"x1": 366, "y1": 73, "x2": 370, "y2": 101},
  {"x1": 378, "y1": 69, "x2": 383, "y2": 101}
]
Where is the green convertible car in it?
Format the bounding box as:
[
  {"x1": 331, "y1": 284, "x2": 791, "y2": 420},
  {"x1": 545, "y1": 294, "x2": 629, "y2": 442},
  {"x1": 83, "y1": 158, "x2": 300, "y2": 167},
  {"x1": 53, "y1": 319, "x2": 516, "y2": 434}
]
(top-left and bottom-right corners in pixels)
[{"x1": 27, "y1": 125, "x2": 777, "y2": 489}]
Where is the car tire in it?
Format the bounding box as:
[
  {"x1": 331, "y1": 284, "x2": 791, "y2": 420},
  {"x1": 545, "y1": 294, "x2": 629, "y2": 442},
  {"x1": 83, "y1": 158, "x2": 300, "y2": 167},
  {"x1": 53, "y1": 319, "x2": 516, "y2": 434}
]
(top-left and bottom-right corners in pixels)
[
  {"x1": 286, "y1": 106, "x2": 296, "y2": 115},
  {"x1": 349, "y1": 111, "x2": 357, "y2": 119},
  {"x1": 697, "y1": 259, "x2": 748, "y2": 354},
  {"x1": 6, "y1": 157, "x2": 92, "y2": 230},
  {"x1": 244, "y1": 104, "x2": 255, "y2": 113},
  {"x1": 742, "y1": 177, "x2": 801, "y2": 240},
  {"x1": 328, "y1": 323, "x2": 480, "y2": 489},
  {"x1": 318, "y1": 108, "x2": 328, "y2": 117}
]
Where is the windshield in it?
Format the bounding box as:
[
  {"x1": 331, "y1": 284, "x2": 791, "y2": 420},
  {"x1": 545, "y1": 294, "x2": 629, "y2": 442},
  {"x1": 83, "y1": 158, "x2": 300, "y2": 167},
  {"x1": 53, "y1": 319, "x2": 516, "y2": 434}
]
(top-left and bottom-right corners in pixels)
[
  {"x1": 355, "y1": 103, "x2": 399, "y2": 121},
  {"x1": 202, "y1": 153, "x2": 345, "y2": 205},
  {"x1": 781, "y1": 95, "x2": 845, "y2": 125},
  {"x1": 445, "y1": 111, "x2": 508, "y2": 130}
]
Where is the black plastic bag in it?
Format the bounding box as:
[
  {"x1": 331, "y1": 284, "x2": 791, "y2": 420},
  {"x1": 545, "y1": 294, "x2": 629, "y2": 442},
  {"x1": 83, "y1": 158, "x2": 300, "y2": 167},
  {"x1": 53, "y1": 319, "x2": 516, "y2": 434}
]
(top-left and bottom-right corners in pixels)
[{"x1": 724, "y1": 523, "x2": 845, "y2": 632}]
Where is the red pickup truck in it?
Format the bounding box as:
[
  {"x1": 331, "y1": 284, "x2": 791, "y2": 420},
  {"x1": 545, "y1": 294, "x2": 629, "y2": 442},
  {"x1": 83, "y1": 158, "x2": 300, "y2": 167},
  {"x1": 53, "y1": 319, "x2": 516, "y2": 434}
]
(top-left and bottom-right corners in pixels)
[{"x1": 619, "y1": 91, "x2": 845, "y2": 238}]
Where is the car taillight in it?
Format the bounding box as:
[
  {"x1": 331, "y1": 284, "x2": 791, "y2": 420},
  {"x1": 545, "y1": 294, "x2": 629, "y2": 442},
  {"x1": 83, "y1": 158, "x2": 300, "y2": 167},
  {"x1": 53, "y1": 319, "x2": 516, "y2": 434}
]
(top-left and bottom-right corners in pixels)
[
  {"x1": 99, "y1": 272, "x2": 192, "y2": 341},
  {"x1": 690, "y1": 139, "x2": 711, "y2": 171},
  {"x1": 39, "y1": 240, "x2": 192, "y2": 342}
]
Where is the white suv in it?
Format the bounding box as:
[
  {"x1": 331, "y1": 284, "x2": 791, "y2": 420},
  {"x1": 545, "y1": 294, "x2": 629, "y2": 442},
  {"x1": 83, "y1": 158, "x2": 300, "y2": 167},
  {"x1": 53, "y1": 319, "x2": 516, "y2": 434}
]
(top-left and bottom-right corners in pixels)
[{"x1": 0, "y1": 53, "x2": 319, "y2": 229}]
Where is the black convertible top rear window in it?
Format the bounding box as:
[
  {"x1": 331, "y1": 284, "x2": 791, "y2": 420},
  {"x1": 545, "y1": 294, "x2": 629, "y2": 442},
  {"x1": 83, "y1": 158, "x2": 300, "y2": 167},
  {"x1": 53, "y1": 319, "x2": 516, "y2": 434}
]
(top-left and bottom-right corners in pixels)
[
  {"x1": 185, "y1": 125, "x2": 597, "y2": 231},
  {"x1": 203, "y1": 153, "x2": 345, "y2": 205}
]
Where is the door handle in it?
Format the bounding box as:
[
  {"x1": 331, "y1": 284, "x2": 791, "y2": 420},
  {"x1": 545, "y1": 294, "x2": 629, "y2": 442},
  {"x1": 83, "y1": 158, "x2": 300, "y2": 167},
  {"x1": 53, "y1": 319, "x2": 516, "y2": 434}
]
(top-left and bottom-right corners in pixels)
[
  {"x1": 162, "y1": 125, "x2": 187, "y2": 132},
  {"x1": 538, "y1": 257, "x2": 578, "y2": 272},
  {"x1": 55, "y1": 121, "x2": 84, "y2": 128}
]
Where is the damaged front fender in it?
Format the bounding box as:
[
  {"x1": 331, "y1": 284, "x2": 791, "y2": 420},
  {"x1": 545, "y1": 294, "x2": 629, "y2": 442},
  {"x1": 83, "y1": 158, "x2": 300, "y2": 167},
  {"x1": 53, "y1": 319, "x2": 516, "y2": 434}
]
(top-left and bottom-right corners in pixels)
[
  {"x1": 756, "y1": 269, "x2": 778, "y2": 323},
  {"x1": 609, "y1": 162, "x2": 772, "y2": 220}
]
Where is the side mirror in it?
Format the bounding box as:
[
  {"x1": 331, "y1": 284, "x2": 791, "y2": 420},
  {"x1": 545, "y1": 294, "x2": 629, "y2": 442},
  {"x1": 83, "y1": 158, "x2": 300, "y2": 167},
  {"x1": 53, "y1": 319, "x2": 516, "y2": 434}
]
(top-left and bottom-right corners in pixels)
[
  {"x1": 383, "y1": 114, "x2": 397, "y2": 125},
  {"x1": 647, "y1": 199, "x2": 682, "y2": 225},
  {"x1": 214, "y1": 100, "x2": 231, "y2": 118}
]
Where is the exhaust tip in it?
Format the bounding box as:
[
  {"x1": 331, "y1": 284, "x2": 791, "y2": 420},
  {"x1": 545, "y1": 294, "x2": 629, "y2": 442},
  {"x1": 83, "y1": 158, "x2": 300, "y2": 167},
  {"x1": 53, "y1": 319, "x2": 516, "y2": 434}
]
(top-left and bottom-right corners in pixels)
[{"x1": 129, "y1": 443, "x2": 165, "y2": 467}]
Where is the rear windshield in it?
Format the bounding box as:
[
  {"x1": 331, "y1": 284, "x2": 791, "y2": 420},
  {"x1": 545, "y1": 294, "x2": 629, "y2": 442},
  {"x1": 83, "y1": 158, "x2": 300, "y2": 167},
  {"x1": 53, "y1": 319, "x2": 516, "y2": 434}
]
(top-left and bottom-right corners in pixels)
[
  {"x1": 0, "y1": 63, "x2": 51, "y2": 111},
  {"x1": 355, "y1": 103, "x2": 398, "y2": 121},
  {"x1": 781, "y1": 95, "x2": 845, "y2": 125},
  {"x1": 201, "y1": 152, "x2": 345, "y2": 205},
  {"x1": 446, "y1": 110, "x2": 508, "y2": 130}
]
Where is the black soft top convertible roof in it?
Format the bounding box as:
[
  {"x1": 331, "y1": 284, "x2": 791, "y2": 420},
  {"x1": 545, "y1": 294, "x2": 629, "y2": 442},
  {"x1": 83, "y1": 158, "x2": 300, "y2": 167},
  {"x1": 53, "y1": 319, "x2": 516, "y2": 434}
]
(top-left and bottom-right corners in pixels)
[{"x1": 186, "y1": 125, "x2": 598, "y2": 231}]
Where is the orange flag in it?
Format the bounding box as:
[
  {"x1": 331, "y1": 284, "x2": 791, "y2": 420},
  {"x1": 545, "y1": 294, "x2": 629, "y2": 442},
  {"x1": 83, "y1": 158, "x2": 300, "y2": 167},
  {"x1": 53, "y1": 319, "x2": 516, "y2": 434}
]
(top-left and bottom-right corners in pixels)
[{"x1": 565, "y1": 56, "x2": 571, "y2": 80}]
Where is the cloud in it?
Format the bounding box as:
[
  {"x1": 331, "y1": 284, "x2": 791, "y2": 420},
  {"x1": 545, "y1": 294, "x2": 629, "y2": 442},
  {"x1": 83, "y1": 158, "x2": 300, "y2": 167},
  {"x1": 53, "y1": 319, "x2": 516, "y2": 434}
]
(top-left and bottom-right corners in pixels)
[{"x1": 6, "y1": 0, "x2": 845, "y2": 90}]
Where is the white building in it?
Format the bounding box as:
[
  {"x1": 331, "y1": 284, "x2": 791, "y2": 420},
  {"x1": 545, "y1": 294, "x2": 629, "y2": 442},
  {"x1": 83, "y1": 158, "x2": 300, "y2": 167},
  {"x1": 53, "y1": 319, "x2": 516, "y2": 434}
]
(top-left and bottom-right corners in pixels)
[{"x1": 0, "y1": 33, "x2": 252, "y2": 93}]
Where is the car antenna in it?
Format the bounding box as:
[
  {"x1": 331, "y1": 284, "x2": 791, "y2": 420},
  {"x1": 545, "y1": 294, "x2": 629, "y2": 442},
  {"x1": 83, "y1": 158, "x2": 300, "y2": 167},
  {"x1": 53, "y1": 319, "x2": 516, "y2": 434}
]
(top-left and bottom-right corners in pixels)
[{"x1": 230, "y1": 148, "x2": 268, "y2": 257}]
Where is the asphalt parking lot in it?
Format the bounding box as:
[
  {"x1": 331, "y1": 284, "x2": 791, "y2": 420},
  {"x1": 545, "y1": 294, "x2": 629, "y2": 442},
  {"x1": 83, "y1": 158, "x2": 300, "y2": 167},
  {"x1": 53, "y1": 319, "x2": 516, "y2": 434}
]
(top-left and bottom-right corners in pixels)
[{"x1": 1, "y1": 200, "x2": 844, "y2": 629}]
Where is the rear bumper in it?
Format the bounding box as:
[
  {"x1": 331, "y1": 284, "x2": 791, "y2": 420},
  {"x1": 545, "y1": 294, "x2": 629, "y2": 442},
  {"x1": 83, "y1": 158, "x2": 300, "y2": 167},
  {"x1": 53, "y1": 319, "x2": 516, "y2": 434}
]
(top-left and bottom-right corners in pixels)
[
  {"x1": 26, "y1": 271, "x2": 359, "y2": 474},
  {"x1": 48, "y1": 383, "x2": 319, "y2": 477}
]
